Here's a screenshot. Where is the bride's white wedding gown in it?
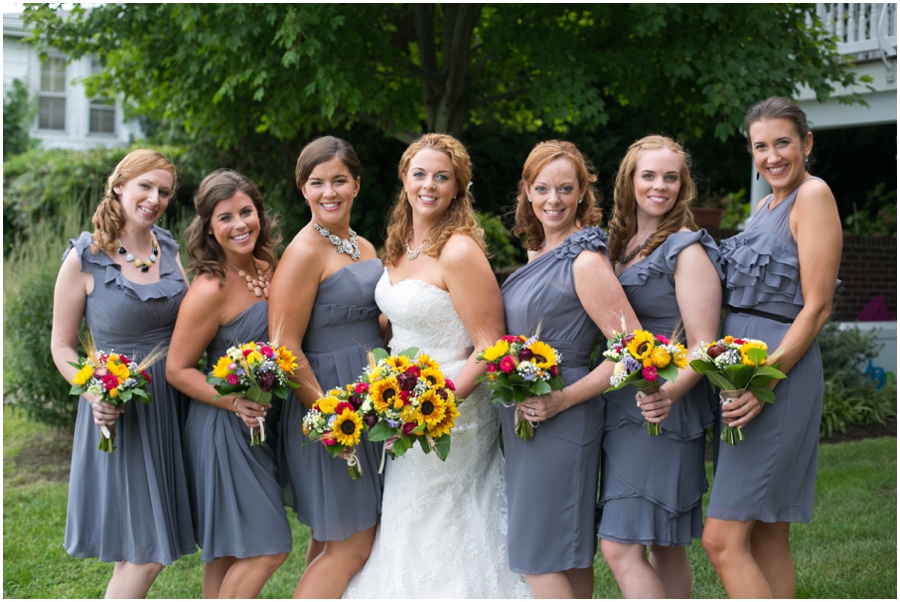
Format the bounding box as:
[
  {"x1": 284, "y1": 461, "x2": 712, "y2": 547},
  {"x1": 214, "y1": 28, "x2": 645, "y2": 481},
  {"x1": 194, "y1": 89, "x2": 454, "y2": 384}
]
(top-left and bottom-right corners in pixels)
[{"x1": 343, "y1": 270, "x2": 531, "y2": 599}]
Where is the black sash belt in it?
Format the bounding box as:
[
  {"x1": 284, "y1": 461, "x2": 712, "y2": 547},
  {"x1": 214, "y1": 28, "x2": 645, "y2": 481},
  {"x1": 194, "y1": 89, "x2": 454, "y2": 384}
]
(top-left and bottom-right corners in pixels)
[{"x1": 727, "y1": 306, "x2": 794, "y2": 324}]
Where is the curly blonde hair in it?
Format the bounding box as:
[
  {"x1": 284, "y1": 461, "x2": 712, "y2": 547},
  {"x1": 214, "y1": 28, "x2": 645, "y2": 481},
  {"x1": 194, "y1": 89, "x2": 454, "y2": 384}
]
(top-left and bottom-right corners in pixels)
[
  {"x1": 90, "y1": 149, "x2": 178, "y2": 255},
  {"x1": 382, "y1": 133, "x2": 485, "y2": 266},
  {"x1": 607, "y1": 135, "x2": 697, "y2": 264},
  {"x1": 512, "y1": 140, "x2": 602, "y2": 251}
]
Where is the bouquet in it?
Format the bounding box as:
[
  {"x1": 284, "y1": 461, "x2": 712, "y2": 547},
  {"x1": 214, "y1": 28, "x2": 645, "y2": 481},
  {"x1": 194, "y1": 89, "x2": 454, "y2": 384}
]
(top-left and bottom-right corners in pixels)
[
  {"x1": 358, "y1": 347, "x2": 461, "y2": 464},
  {"x1": 68, "y1": 331, "x2": 165, "y2": 452},
  {"x1": 207, "y1": 341, "x2": 299, "y2": 445},
  {"x1": 302, "y1": 386, "x2": 368, "y2": 479},
  {"x1": 603, "y1": 329, "x2": 688, "y2": 436},
  {"x1": 475, "y1": 334, "x2": 563, "y2": 441},
  {"x1": 690, "y1": 336, "x2": 786, "y2": 445}
]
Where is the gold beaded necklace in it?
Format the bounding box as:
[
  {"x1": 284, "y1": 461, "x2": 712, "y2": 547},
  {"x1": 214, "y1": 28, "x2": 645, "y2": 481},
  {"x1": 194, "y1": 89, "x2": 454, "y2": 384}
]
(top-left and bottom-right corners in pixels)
[{"x1": 226, "y1": 259, "x2": 270, "y2": 298}]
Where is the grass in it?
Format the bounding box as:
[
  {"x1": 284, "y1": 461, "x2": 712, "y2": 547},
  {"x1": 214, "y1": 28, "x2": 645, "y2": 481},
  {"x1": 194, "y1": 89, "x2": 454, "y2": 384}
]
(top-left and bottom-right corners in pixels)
[{"x1": 3, "y1": 406, "x2": 896, "y2": 598}]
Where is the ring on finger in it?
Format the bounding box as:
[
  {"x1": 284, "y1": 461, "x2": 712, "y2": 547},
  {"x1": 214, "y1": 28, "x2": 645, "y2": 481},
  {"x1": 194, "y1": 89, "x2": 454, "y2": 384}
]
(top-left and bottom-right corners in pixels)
[{"x1": 530, "y1": 409, "x2": 536, "y2": 417}]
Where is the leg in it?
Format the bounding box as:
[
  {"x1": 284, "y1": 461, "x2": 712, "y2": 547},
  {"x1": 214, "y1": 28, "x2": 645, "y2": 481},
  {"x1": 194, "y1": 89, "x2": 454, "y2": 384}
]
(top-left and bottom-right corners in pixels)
[
  {"x1": 600, "y1": 539, "x2": 666, "y2": 598},
  {"x1": 566, "y1": 566, "x2": 594, "y2": 599},
  {"x1": 306, "y1": 533, "x2": 325, "y2": 568},
  {"x1": 523, "y1": 571, "x2": 575, "y2": 599},
  {"x1": 218, "y1": 553, "x2": 289, "y2": 599},
  {"x1": 105, "y1": 561, "x2": 164, "y2": 599},
  {"x1": 293, "y1": 526, "x2": 376, "y2": 598},
  {"x1": 703, "y1": 517, "x2": 773, "y2": 598},
  {"x1": 750, "y1": 522, "x2": 795, "y2": 598},
  {"x1": 202, "y1": 557, "x2": 237, "y2": 599},
  {"x1": 648, "y1": 545, "x2": 691, "y2": 599}
]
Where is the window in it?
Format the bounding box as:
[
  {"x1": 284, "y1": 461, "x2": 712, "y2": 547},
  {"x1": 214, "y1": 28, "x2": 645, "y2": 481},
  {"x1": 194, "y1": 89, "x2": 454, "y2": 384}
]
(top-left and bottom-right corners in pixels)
[
  {"x1": 88, "y1": 58, "x2": 115, "y2": 135},
  {"x1": 38, "y1": 57, "x2": 66, "y2": 130}
]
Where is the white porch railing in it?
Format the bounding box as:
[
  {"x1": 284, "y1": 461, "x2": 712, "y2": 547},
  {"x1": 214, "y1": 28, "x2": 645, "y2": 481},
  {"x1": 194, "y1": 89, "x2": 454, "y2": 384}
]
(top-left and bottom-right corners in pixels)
[{"x1": 811, "y1": 3, "x2": 897, "y2": 59}]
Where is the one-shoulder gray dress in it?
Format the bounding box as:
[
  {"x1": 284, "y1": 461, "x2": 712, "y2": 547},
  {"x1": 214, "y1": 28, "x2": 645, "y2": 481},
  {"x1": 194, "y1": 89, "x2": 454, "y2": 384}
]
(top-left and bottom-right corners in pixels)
[
  {"x1": 598, "y1": 230, "x2": 722, "y2": 546},
  {"x1": 63, "y1": 227, "x2": 197, "y2": 565},
  {"x1": 709, "y1": 178, "x2": 828, "y2": 523},
  {"x1": 279, "y1": 259, "x2": 384, "y2": 540},
  {"x1": 499, "y1": 226, "x2": 607, "y2": 574},
  {"x1": 185, "y1": 301, "x2": 292, "y2": 562}
]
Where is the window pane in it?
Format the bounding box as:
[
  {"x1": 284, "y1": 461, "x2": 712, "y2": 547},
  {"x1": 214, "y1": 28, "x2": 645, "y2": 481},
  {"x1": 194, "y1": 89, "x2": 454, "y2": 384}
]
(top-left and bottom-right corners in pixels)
[
  {"x1": 41, "y1": 58, "x2": 66, "y2": 92},
  {"x1": 90, "y1": 107, "x2": 116, "y2": 134},
  {"x1": 39, "y1": 97, "x2": 66, "y2": 130}
]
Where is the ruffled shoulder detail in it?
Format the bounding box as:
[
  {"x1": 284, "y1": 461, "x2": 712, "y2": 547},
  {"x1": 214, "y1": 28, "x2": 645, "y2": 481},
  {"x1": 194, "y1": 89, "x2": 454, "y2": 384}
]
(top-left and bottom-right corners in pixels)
[
  {"x1": 621, "y1": 229, "x2": 724, "y2": 287},
  {"x1": 719, "y1": 229, "x2": 802, "y2": 307},
  {"x1": 552, "y1": 225, "x2": 609, "y2": 259},
  {"x1": 63, "y1": 231, "x2": 103, "y2": 270}
]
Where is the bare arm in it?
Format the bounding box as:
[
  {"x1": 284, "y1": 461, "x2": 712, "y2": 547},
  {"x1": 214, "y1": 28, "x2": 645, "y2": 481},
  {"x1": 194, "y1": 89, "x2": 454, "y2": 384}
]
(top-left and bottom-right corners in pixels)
[{"x1": 441, "y1": 234, "x2": 506, "y2": 399}]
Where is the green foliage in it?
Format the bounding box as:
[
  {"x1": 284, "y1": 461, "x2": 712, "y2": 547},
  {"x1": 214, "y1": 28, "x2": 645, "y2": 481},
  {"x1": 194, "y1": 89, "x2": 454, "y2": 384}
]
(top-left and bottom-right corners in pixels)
[
  {"x1": 478, "y1": 212, "x2": 523, "y2": 269},
  {"x1": 843, "y1": 182, "x2": 898, "y2": 237},
  {"x1": 817, "y1": 322, "x2": 897, "y2": 437},
  {"x1": 3, "y1": 78, "x2": 37, "y2": 159}
]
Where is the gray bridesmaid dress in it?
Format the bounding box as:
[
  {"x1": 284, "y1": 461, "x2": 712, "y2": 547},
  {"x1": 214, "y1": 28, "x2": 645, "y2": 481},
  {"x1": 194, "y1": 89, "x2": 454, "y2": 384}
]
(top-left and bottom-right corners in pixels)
[
  {"x1": 185, "y1": 301, "x2": 292, "y2": 562},
  {"x1": 499, "y1": 226, "x2": 607, "y2": 574},
  {"x1": 598, "y1": 230, "x2": 722, "y2": 546},
  {"x1": 279, "y1": 259, "x2": 384, "y2": 540},
  {"x1": 709, "y1": 178, "x2": 827, "y2": 523},
  {"x1": 63, "y1": 227, "x2": 197, "y2": 565}
]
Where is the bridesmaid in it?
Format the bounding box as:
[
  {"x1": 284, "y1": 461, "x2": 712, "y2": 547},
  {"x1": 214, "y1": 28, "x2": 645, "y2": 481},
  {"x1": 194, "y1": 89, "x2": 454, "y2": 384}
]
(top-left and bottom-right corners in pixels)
[
  {"x1": 268, "y1": 136, "x2": 384, "y2": 598},
  {"x1": 50, "y1": 149, "x2": 196, "y2": 597},
  {"x1": 166, "y1": 169, "x2": 290, "y2": 598},
  {"x1": 702, "y1": 97, "x2": 842, "y2": 597},
  {"x1": 500, "y1": 140, "x2": 641, "y2": 598},
  {"x1": 598, "y1": 135, "x2": 722, "y2": 598}
]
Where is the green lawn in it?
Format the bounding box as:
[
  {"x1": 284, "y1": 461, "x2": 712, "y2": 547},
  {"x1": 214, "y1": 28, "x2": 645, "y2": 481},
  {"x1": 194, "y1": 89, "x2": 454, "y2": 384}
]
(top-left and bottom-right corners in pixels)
[{"x1": 3, "y1": 407, "x2": 896, "y2": 598}]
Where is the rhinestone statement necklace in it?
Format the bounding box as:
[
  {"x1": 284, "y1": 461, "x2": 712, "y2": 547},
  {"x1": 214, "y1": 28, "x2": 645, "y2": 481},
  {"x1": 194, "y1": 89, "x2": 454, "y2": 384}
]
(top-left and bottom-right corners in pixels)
[
  {"x1": 405, "y1": 232, "x2": 432, "y2": 261},
  {"x1": 117, "y1": 237, "x2": 159, "y2": 272},
  {"x1": 313, "y1": 222, "x2": 360, "y2": 261}
]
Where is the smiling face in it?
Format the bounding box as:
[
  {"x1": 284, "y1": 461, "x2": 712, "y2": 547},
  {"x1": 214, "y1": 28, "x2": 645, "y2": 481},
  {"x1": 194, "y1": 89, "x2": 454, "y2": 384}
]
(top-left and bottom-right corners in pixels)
[
  {"x1": 210, "y1": 190, "x2": 260, "y2": 260},
  {"x1": 402, "y1": 147, "x2": 459, "y2": 225},
  {"x1": 527, "y1": 157, "x2": 582, "y2": 237},
  {"x1": 114, "y1": 169, "x2": 173, "y2": 229},
  {"x1": 749, "y1": 117, "x2": 812, "y2": 192},
  {"x1": 300, "y1": 156, "x2": 360, "y2": 230},
  {"x1": 632, "y1": 147, "x2": 682, "y2": 224}
]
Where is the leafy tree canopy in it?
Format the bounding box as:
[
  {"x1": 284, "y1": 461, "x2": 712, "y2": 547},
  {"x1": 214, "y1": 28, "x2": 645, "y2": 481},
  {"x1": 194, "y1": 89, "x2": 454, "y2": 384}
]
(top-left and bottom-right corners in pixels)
[{"x1": 24, "y1": 3, "x2": 863, "y2": 148}]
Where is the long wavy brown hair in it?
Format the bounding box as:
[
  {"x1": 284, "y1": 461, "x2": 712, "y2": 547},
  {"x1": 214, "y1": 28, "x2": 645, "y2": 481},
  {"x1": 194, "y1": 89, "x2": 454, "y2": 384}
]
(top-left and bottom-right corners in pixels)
[
  {"x1": 512, "y1": 140, "x2": 602, "y2": 252},
  {"x1": 382, "y1": 133, "x2": 485, "y2": 266},
  {"x1": 184, "y1": 169, "x2": 280, "y2": 283},
  {"x1": 90, "y1": 149, "x2": 177, "y2": 255},
  {"x1": 607, "y1": 135, "x2": 697, "y2": 264}
]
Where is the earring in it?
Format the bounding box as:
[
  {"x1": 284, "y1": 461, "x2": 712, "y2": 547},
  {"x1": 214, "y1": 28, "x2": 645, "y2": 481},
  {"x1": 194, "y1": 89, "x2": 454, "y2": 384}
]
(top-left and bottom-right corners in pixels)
[
  {"x1": 804, "y1": 156, "x2": 809, "y2": 171},
  {"x1": 527, "y1": 197, "x2": 533, "y2": 203},
  {"x1": 756, "y1": 171, "x2": 760, "y2": 181},
  {"x1": 578, "y1": 198, "x2": 583, "y2": 204}
]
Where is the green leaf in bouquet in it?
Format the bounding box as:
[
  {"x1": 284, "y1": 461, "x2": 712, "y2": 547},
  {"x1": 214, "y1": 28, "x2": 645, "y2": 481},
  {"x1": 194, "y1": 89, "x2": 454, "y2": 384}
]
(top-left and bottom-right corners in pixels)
[
  {"x1": 656, "y1": 363, "x2": 679, "y2": 383},
  {"x1": 418, "y1": 436, "x2": 431, "y2": 455},
  {"x1": 245, "y1": 385, "x2": 272, "y2": 406},
  {"x1": 723, "y1": 363, "x2": 753, "y2": 389},
  {"x1": 751, "y1": 385, "x2": 776, "y2": 404},
  {"x1": 326, "y1": 444, "x2": 344, "y2": 458},
  {"x1": 753, "y1": 365, "x2": 787, "y2": 381},
  {"x1": 392, "y1": 435, "x2": 410, "y2": 457},
  {"x1": 512, "y1": 388, "x2": 528, "y2": 403},
  {"x1": 431, "y1": 434, "x2": 451, "y2": 461},
  {"x1": 69, "y1": 384, "x2": 86, "y2": 396},
  {"x1": 745, "y1": 347, "x2": 768, "y2": 366},
  {"x1": 371, "y1": 348, "x2": 390, "y2": 363},
  {"x1": 117, "y1": 390, "x2": 133, "y2": 402},
  {"x1": 548, "y1": 375, "x2": 564, "y2": 390},
  {"x1": 411, "y1": 422, "x2": 426, "y2": 436},
  {"x1": 130, "y1": 388, "x2": 151, "y2": 403},
  {"x1": 531, "y1": 380, "x2": 552, "y2": 396},
  {"x1": 489, "y1": 389, "x2": 512, "y2": 406},
  {"x1": 365, "y1": 420, "x2": 394, "y2": 442},
  {"x1": 396, "y1": 347, "x2": 419, "y2": 359}
]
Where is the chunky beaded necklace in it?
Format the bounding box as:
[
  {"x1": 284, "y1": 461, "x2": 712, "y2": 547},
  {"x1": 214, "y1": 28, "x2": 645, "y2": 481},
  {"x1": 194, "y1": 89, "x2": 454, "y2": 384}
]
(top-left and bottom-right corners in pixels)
[
  {"x1": 313, "y1": 222, "x2": 360, "y2": 261},
  {"x1": 227, "y1": 259, "x2": 270, "y2": 298},
  {"x1": 405, "y1": 231, "x2": 432, "y2": 261},
  {"x1": 117, "y1": 237, "x2": 159, "y2": 272},
  {"x1": 616, "y1": 233, "x2": 654, "y2": 265}
]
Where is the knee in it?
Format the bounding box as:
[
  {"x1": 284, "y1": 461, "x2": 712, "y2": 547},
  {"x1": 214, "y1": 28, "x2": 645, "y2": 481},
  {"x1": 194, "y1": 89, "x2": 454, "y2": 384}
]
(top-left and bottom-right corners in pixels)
[
  {"x1": 599, "y1": 539, "x2": 630, "y2": 572},
  {"x1": 702, "y1": 529, "x2": 730, "y2": 568},
  {"x1": 137, "y1": 561, "x2": 165, "y2": 580},
  {"x1": 266, "y1": 552, "x2": 289, "y2": 572}
]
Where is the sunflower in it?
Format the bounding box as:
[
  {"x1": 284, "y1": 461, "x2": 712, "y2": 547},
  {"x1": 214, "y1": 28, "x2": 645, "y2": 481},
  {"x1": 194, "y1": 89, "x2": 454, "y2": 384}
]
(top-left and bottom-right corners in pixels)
[
  {"x1": 369, "y1": 377, "x2": 400, "y2": 413},
  {"x1": 626, "y1": 330, "x2": 656, "y2": 360},
  {"x1": 316, "y1": 395, "x2": 341, "y2": 415},
  {"x1": 526, "y1": 341, "x2": 558, "y2": 369},
  {"x1": 385, "y1": 355, "x2": 411, "y2": 373},
  {"x1": 481, "y1": 340, "x2": 510, "y2": 363},
  {"x1": 332, "y1": 408, "x2": 363, "y2": 447},
  {"x1": 212, "y1": 355, "x2": 233, "y2": 379},
  {"x1": 420, "y1": 366, "x2": 445, "y2": 388},
  {"x1": 73, "y1": 364, "x2": 95, "y2": 386},
  {"x1": 276, "y1": 346, "x2": 298, "y2": 373},
  {"x1": 429, "y1": 398, "x2": 460, "y2": 438},
  {"x1": 415, "y1": 389, "x2": 446, "y2": 427},
  {"x1": 739, "y1": 340, "x2": 768, "y2": 366},
  {"x1": 649, "y1": 346, "x2": 671, "y2": 369}
]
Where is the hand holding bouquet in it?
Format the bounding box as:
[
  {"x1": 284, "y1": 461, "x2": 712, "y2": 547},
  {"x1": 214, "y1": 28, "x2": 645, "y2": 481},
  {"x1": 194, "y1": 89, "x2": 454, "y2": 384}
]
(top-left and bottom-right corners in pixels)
[
  {"x1": 207, "y1": 341, "x2": 299, "y2": 445},
  {"x1": 690, "y1": 336, "x2": 786, "y2": 445},
  {"x1": 68, "y1": 331, "x2": 165, "y2": 452},
  {"x1": 303, "y1": 386, "x2": 368, "y2": 479},
  {"x1": 476, "y1": 335, "x2": 563, "y2": 441},
  {"x1": 603, "y1": 329, "x2": 688, "y2": 436},
  {"x1": 359, "y1": 348, "x2": 461, "y2": 464}
]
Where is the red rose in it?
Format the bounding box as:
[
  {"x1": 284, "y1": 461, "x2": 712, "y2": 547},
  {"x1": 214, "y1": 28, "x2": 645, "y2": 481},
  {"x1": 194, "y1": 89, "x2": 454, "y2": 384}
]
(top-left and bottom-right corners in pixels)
[
  {"x1": 707, "y1": 344, "x2": 726, "y2": 358},
  {"x1": 243, "y1": 348, "x2": 253, "y2": 357},
  {"x1": 119, "y1": 354, "x2": 132, "y2": 365},
  {"x1": 500, "y1": 356, "x2": 516, "y2": 374},
  {"x1": 733, "y1": 339, "x2": 745, "y2": 345}
]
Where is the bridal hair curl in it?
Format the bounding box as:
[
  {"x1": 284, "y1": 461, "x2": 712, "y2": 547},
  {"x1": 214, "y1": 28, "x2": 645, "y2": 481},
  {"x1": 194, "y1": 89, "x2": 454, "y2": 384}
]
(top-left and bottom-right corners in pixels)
[
  {"x1": 185, "y1": 169, "x2": 280, "y2": 283},
  {"x1": 607, "y1": 135, "x2": 697, "y2": 265},
  {"x1": 90, "y1": 149, "x2": 177, "y2": 255},
  {"x1": 383, "y1": 133, "x2": 485, "y2": 266},
  {"x1": 513, "y1": 140, "x2": 601, "y2": 252}
]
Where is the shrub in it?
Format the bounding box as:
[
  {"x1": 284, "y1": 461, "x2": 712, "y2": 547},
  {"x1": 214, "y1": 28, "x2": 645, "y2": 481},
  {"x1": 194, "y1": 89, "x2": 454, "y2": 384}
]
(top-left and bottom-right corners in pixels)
[
  {"x1": 478, "y1": 212, "x2": 524, "y2": 269},
  {"x1": 3, "y1": 78, "x2": 37, "y2": 160}
]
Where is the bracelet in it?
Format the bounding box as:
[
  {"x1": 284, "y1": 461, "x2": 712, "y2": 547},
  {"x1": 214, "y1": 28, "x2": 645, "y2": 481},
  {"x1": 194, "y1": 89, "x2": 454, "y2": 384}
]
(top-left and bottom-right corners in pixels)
[{"x1": 233, "y1": 397, "x2": 240, "y2": 418}]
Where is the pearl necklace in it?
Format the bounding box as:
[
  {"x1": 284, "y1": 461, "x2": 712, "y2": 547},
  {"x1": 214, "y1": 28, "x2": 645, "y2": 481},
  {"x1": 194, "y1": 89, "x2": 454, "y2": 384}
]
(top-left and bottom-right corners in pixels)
[
  {"x1": 117, "y1": 237, "x2": 159, "y2": 272},
  {"x1": 617, "y1": 233, "x2": 654, "y2": 265},
  {"x1": 405, "y1": 232, "x2": 432, "y2": 261},
  {"x1": 227, "y1": 259, "x2": 269, "y2": 298},
  {"x1": 313, "y1": 222, "x2": 360, "y2": 261}
]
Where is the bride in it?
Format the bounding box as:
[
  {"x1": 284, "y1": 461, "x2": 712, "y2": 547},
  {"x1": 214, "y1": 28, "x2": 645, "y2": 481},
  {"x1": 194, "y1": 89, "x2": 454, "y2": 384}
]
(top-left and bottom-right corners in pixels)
[{"x1": 343, "y1": 134, "x2": 530, "y2": 598}]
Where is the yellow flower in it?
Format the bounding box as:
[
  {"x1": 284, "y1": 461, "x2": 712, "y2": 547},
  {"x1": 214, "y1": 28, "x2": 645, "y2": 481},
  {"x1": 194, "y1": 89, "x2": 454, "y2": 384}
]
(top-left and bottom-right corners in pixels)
[
  {"x1": 723, "y1": 336, "x2": 734, "y2": 345},
  {"x1": 626, "y1": 330, "x2": 656, "y2": 360},
  {"x1": 73, "y1": 364, "x2": 95, "y2": 386},
  {"x1": 649, "y1": 346, "x2": 671, "y2": 368},
  {"x1": 332, "y1": 408, "x2": 363, "y2": 447},
  {"x1": 213, "y1": 355, "x2": 232, "y2": 379},
  {"x1": 643, "y1": 358, "x2": 653, "y2": 368},
  {"x1": 245, "y1": 350, "x2": 263, "y2": 366},
  {"x1": 481, "y1": 340, "x2": 510, "y2": 363},
  {"x1": 109, "y1": 387, "x2": 119, "y2": 398},
  {"x1": 416, "y1": 354, "x2": 440, "y2": 371},
  {"x1": 276, "y1": 346, "x2": 298, "y2": 374},
  {"x1": 385, "y1": 355, "x2": 411, "y2": 373},
  {"x1": 430, "y1": 398, "x2": 460, "y2": 438},
  {"x1": 368, "y1": 366, "x2": 383, "y2": 383},
  {"x1": 400, "y1": 405, "x2": 418, "y2": 423},
  {"x1": 671, "y1": 343, "x2": 689, "y2": 369},
  {"x1": 740, "y1": 340, "x2": 768, "y2": 366},
  {"x1": 317, "y1": 395, "x2": 340, "y2": 415},
  {"x1": 107, "y1": 358, "x2": 130, "y2": 381},
  {"x1": 527, "y1": 341, "x2": 558, "y2": 369},
  {"x1": 369, "y1": 377, "x2": 400, "y2": 413},
  {"x1": 420, "y1": 367, "x2": 445, "y2": 388},
  {"x1": 416, "y1": 389, "x2": 446, "y2": 427}
]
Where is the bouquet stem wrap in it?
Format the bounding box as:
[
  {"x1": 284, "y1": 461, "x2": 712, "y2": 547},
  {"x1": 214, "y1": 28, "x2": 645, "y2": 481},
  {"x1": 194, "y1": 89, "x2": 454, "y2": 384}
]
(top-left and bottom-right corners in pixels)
[
  {"x1": 513, "y1": 406, "x2": 536, "y2": 441},
  {"x1": 719, "y1": 388, "x2": 746, "y2": 445},
  {"x1": 636, "y1": 382, "x2": 662, "y2": 436}
]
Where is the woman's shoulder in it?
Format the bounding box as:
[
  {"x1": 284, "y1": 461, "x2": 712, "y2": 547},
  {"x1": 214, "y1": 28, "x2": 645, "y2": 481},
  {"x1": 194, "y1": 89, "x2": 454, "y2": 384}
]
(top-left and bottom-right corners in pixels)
[
  {"x1": 440, "y1": 231, "x2": 487, "y2": 263},
  {"x1": 553, "y1": 225, "x2": 608, "y2": 259}
]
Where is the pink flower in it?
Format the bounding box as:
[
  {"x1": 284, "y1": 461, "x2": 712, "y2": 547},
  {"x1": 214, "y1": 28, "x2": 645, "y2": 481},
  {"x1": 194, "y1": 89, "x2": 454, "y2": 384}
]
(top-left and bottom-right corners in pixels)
[
  {"x1": 642, "y1": 365, "x2": 658, "y2": 382},
  {"x1": 500, "y1": 356, "x2": 516, "y2": 374},
  {"x1": 550, "y1": 365, "x2": 559, "y2": 377},
  {"x1": 402, "y1": 422, "x2": 417, "y2": 435},
  {"x1": 406, "y1": 365, "x2": 421, "y2": 378},
  {"x1": 487, "y1": 363, "x2": 498, "y2": 373},
  {"x1": 323, "y1": 436, "x2": 337, "y2": 446},
  {"x1": 501, "y1": 335, "x2": 522, "y2": 343},
  {"x1": 260, "y1": 345, "x2": 274, "y2": 358},
  {"x1": 141, "y1": 370, "x2": 152, "y2": 383},
  {"x1": 655, "y1": 334, "x2": 670, "y2": 345},
  {"x1": 101, "y1": 373, "x2": 119, "y2": 391},
  {"x1": 336, "y1": 401, "x2": 354, "y2": 415},
  {"x1": 733, "y1": 338, "x2": 745, "y2": 345},
  {"x1": 119, "y1": 354, "x2": 132, "y2": 365},
  {"x1": 400, "y1": 390, "x2": 411, "y2": 405},
  {"x1": 226, "y1": 374, "x2": 240, "y2": 385},
  {"x1": 243, "y1": 348, "x2": 253, "y2": 358},
  {"x1": 354, "y1": 382, "x2": 369, "y2": 394},
  {"x1": 445, "y1": 378, "x2": 456, "y2": 391}
]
